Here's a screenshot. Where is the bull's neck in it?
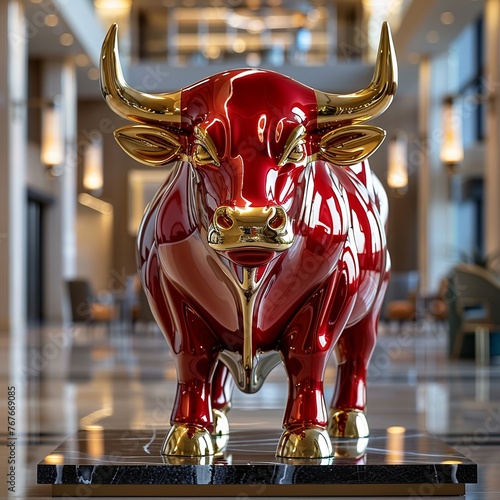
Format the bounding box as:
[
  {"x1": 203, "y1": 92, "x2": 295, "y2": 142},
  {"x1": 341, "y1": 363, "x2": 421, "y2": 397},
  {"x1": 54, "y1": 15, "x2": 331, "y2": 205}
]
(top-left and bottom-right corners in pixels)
[
  {"x1": 218, "y1": 263, "x2": 264, "y2": 373},
  {"x1": 217, "y1": 260, "x2": 282, "y2": 393},
  {"x1": 238, "y1": 267, "x2": 259, "y2": 372}
]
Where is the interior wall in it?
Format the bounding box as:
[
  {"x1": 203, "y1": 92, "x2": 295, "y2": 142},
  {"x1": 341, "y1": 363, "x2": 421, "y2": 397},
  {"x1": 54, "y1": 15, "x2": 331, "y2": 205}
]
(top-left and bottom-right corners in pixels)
[
  {"x1": 76, "y1": 205, "x2": 113, "y2": 293},
  {"x1": 372, "y1": 94, "x2": 419, "y2": 273},
  {"x1": 77, "y1": 100, "x2": 143, "y2": 290}
]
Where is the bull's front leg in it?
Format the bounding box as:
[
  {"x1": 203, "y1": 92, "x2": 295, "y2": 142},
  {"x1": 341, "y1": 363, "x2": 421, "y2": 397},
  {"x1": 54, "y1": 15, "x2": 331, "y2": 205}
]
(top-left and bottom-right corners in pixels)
[
  {"x1": 277, "y1": 285, "x2": 338, "y2": 459},
  {"x1": 276, "y1": 250, "x2": 358, "y2": 458},
  {"x1": 163, "y1": 349, "x2": 219, "y2": 457},
  {"x1": 160, "y1": 287, "x2": 220, "y2": 457}
]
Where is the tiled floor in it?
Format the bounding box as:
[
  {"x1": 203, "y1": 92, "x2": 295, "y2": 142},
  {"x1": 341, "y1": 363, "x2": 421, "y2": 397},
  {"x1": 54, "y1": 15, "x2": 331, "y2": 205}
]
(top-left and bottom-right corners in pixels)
[{"x1": 1, "y1": 320, "x2": 499, "y2": 499}]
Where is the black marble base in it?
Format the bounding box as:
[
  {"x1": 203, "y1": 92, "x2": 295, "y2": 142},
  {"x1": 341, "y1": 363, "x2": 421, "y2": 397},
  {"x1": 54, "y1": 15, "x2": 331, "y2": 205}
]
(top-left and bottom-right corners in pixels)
[{"x1": 37, "y1": 428, "x2": 477, "y2": 497}]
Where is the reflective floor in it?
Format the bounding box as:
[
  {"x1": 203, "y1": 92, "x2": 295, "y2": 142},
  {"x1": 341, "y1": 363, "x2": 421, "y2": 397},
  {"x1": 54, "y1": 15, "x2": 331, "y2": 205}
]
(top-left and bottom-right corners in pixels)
[{"x1": 1, "y1": 320, "x2": 499, "y2": 499}]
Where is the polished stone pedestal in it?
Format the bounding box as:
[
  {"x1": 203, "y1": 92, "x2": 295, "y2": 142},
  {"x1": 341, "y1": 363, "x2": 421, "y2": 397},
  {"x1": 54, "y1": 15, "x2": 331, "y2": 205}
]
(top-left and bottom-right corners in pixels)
[{"x1": 37, "y1": 428, "x2": 477, "y2": 497}]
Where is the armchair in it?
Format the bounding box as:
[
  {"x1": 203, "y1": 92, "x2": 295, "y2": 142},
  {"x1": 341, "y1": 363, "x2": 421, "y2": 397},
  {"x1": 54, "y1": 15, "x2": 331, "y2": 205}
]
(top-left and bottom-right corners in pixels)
[
  {"x1": 450, "y1": 264, "x2": 500, "y2": 365},
  {"x1": 66, "y1": 279, "x2": 116, "y2": 326}
]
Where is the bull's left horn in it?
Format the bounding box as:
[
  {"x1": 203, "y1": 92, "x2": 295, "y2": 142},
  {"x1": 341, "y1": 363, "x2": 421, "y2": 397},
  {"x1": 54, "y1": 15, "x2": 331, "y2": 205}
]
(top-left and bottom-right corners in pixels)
[
  {"x1": 100, "y1": 24, "x2": 182, "y2": 125},
  {"x1": 316, "y1": 21, "x2": 397, "y2": 127}
]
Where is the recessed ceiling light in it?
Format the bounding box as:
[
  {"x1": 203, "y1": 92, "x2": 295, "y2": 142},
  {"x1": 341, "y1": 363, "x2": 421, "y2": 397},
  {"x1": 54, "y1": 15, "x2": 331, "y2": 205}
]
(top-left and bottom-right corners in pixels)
[
  {"x1": 94, "y1": 0, "x2": 132, "y2": 8},
  {"x1": 59, "y1": 33, "x2": 74, "y2": 46},
  {"x1": 440, "y1": 12, "x2": 455, "y2": 25},
  {"x1": 246, "y1": 52, "x2": 261, "y2": 66},
  {"x1": 426, "y1": 30, "x2": 439, "y2": 44},
  {"x1": 75, "y1": 54, "x2": 90, "y2": 67},
  {"x1": 205, "y1": 46, "x2": 221, "y2": 59},
  {"x1": 44, "y1": 14, "x2": 59, "y2": 27},
  {"x1": 232, "y1": 38, "x2": 246, "y2": 53},
  {"x1": 88, "y1": 68, "x2": 99, "y2": 80}
]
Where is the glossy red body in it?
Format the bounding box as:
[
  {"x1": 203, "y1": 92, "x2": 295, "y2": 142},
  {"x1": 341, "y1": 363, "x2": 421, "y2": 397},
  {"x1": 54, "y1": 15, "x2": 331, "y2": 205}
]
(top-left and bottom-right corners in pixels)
[{"x1": 137, "y1": 69, "x2": 389, "y2": 432}]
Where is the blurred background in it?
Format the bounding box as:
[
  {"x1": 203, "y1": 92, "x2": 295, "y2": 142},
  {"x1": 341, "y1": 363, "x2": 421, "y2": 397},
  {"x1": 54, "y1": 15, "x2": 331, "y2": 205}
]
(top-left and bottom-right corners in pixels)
[
  {"x1": 2, "y1": 1, "x2": 500, "y2": 498},
  {"x1": 1, "y1": 0, "x2": 498, "y2": 336},
  {"x1": 0, "y1": 0, "x2": 496, "y2": 333}
]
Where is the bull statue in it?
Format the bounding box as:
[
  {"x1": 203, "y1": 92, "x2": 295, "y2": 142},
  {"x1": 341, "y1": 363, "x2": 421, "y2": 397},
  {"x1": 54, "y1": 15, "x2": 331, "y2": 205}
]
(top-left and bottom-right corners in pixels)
[{"x1": 100, "y1": 22, "x2": 396, "y2": 459}]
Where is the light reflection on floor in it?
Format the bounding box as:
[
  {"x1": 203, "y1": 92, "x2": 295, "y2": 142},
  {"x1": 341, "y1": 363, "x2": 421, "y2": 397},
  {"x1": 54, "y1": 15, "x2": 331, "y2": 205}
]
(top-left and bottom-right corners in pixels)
[{"x1": 1, "y1": 320, "x2": 499, "y2": 499}]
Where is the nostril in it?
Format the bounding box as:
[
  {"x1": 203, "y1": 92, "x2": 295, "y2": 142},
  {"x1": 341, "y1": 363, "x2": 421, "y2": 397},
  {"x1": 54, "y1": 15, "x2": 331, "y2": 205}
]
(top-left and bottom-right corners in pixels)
[
  {"x1": 268, "y1": 209, "x2": 286, "y2": 230},
  {"x1": 215, "y1": 210, "x2": 234, "y2": 230}
]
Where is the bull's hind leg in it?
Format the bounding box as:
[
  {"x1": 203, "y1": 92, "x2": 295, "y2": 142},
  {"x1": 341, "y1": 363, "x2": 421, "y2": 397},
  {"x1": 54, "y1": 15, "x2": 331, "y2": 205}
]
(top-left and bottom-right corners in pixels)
[
  {"x1": 211, "y1": 362, "x2": 233, "y2": 437},
  {"x1": 209, "y1": 362, "x2": 233, "y2": 453},
  {"x1": 329, "y1": 280, "x2": 387, "y2": 438}
]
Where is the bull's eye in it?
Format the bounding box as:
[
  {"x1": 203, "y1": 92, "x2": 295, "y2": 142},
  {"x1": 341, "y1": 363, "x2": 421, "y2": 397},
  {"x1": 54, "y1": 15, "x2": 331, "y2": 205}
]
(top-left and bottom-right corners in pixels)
[
  {"x1": 194, "y1": 143, "x2": 215, "y2": 165},
  {"x1": 278, "y1": 124, "x2": 308, "y2": 167},
  {"x1": 287, "y1": 143, "x2": 306, "y2": 163},
  {"x1": 193, "y1": 126, "x2": 220, "y2": 167}
]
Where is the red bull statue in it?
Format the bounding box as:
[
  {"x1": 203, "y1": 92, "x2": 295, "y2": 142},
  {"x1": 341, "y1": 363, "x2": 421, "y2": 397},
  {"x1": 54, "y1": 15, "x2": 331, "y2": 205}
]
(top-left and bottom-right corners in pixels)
[{"x1": 100, "y1": 22, "x2": 397, "y2": 459}]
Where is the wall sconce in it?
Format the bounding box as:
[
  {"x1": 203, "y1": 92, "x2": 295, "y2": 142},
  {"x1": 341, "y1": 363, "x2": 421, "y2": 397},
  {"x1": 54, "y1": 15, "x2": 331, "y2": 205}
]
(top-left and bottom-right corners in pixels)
[
  {"x1": 94, "y1": 0, "x2": 131, "y2": 26},
  {"x1": 387, "y1": 132, "x2": 408, "y2": 192},
  {"x1": 83, "y1": 133, "x2": 104, "y2": 195},
  {"x1": 440, "y1": 96, "x2": 463, "y2": 174},
  {"x1": 41, "y1": 100, "x2": 65, "y2": 176},
  {"x1": 78, "y1": 193, "x2": 113, "y2": 215}
]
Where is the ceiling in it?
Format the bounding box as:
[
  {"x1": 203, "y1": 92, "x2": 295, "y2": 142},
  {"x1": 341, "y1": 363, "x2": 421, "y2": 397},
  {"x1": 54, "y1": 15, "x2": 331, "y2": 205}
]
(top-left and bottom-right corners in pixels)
[
  {"x1": 25, "y1": 2, "x2": 84, "y2": 58},
  {"x1": 24, "y1": 0, "x2": 487, "y2": 99},
  {"x1": 25, "y1": 0, "x2": 105, "y2": 96}
]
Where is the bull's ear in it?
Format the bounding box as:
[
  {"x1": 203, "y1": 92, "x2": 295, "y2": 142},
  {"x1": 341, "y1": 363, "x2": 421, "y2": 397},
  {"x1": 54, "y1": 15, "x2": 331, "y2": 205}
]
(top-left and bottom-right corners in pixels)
[
  {"x1": 319, "y1": 125, "x2": 385, "y2": 166},
  {"x1": 114, "y1": 125, "x2": 181, "y2": 166}
]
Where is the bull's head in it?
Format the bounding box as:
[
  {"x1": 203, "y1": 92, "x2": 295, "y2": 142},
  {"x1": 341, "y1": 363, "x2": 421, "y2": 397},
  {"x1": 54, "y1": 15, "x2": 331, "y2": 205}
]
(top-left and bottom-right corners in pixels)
[{"x1": 100, "y1": 23, "x2": 396, "y2": 266}]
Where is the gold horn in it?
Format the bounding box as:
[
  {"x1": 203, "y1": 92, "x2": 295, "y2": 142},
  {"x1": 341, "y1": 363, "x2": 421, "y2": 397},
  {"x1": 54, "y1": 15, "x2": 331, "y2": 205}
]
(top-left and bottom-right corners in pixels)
[
  {"x1": 100, "y1": 24, "x2": 181, "y2": 125},
  {"x1": 316, "y1": 21, "x2": 397, "y2": 127}
]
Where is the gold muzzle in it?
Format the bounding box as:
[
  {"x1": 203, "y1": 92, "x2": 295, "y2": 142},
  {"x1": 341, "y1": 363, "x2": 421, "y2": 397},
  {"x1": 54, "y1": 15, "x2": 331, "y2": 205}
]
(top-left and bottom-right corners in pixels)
[{"x1": 208, "y1": 206, "x2": 293, "y2": 252}]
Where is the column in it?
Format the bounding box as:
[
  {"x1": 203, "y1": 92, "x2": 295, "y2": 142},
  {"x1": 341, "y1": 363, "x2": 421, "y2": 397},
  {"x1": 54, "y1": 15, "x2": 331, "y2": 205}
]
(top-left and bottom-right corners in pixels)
[
  {"x1": 0, "y1": 1, "x2": 28, "y2": 492},
  {"x1": 417, "y1": 57, "x2": 431, "y2": 294},
  {"x1": 42, "y1": 60, "x2": 78, "y2": 322},
  {"x1": 418, "y1": 49, "x2": 459, "y2": 296},
  {"x1": 0, "y1": 0, "x2": 28, "y2": 331}
]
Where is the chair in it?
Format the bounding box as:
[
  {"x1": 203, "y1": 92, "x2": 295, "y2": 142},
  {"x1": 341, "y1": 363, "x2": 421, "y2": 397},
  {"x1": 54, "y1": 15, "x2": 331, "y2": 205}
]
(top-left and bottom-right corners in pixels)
[
  {"x1": 450, "y1": 264, "x2": 500, "y2": 365},
  {"x1": 382, "y1": 271, "x2": 419, "y2": 327},
  {"x1": 66, "y1": 279, "x2": 116, "y2": 326}
]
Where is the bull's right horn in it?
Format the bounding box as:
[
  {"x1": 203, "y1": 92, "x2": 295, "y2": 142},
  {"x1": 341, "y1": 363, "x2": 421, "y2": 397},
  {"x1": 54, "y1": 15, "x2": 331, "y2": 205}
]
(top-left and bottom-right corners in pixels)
[
  {"x1": 100, "y1": 24, "x2": 182, "y2": 126},
  {"x1": 315, "y1": 22, "x2": 397, "y2": 127}
]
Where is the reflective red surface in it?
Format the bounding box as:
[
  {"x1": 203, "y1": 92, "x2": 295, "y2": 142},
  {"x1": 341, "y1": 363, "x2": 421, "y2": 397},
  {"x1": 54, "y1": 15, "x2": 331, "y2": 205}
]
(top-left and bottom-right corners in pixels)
[{"x1": 134, "y1": 69, "x2": 389, "y2": 439}]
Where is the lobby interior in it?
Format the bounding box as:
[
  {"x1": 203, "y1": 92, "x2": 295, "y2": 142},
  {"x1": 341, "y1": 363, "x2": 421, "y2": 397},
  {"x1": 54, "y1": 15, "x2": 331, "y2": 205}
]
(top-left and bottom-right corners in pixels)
[{"x1": 1, "y1": 0, "x2": 500, "y2": 498}]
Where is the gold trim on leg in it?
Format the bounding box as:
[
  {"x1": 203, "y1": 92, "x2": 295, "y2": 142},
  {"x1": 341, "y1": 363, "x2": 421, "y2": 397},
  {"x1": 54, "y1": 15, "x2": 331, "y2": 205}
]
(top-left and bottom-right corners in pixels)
[
  {"x1": 276, "y1": 426, "x2": 333, "y2": 458},
  {"x1": 161, "y1": 424, "x2": 214, "y2": 456},
  {"x1": 328, "y1": 408, "x2": 369, "y2": 438}
]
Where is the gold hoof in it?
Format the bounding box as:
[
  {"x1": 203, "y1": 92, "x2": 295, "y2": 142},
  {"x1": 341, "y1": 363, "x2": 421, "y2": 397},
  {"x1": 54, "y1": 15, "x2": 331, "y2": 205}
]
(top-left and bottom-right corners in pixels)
[
  {"x1": 328, "y1": 408, "x2": 369, "y2": 438},
  {"x1": 161, "y1": 424, "x2": 214, "y2": 456},
  {"x1": 276, "y1": 426, "x2": 332, "y2": 458}
]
